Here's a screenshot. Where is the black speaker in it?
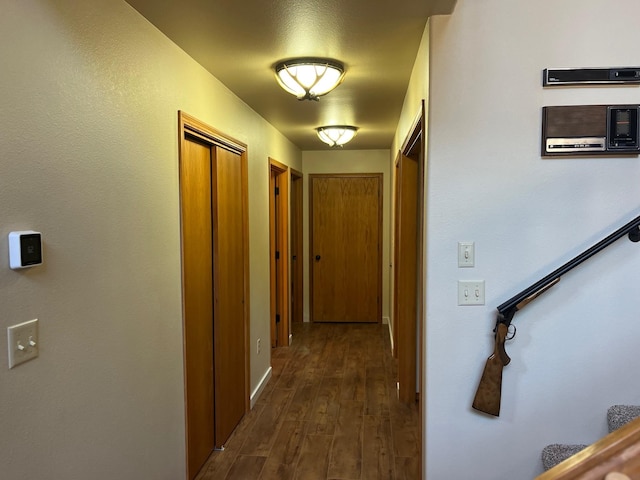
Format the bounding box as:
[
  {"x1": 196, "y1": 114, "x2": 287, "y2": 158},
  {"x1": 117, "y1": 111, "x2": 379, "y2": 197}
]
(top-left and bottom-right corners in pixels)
[
  {"x1": 541, "y1": 105, "x2": 640, "y2": 157},
  {"x1": 543, "y1": 67, "x2": 640, "y2": 86}
]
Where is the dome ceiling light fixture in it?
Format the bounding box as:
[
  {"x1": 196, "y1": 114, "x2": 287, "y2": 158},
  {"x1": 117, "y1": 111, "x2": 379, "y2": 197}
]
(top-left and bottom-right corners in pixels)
[
  {"x1": 316, "y1": 125, "x2": 359, "y2": 147},
  {"x1": 274, "y1": 58, "x2": 345, "y2": 101}
]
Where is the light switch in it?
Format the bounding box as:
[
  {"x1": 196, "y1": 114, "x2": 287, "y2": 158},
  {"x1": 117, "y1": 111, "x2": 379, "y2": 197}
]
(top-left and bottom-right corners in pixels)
[
  {"x1": 458, "y1": 281, "x2": 485, "y2": 306},
  {"x1": 458, "y1": 242, "x2": 475, "y2": 267},
  {"x1": 7, "y1": 319, "x2": 39, "y2": 368}
]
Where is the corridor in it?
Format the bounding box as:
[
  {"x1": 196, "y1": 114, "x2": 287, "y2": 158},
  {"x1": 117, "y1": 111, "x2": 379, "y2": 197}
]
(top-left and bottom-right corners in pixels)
[{"x1": 195, "y1": 322, "x2": 420, "y2": 480}]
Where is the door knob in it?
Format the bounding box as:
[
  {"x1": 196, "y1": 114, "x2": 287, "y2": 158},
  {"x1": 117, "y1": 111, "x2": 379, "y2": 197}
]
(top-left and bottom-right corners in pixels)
[{"x1": 315, "y1": 255, "x2": 321, "y2": 261}]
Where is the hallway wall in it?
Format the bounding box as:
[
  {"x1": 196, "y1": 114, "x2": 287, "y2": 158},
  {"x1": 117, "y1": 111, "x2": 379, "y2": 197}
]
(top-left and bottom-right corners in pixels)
[
  {"x1": 395, "y1": 0, "x2": 640, "y2": 478},
  {"x1": 0, "y1": 0, "x2": 300, "y2": 478}
]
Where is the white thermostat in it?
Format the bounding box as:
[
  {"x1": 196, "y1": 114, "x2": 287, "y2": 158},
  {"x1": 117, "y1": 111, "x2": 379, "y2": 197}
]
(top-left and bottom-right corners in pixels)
[{"x1": 9, "y1": 231, "x2": 43, "y2": 269}]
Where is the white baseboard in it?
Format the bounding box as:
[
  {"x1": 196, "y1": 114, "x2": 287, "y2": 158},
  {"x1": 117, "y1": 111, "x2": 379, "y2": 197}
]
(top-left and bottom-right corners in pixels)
[
  {"x1": 384, "y1": 317, "x2": 394, "y2": 352},
  {"x1": 250, "y1": 366, "x2": 272, "y2": 408}
]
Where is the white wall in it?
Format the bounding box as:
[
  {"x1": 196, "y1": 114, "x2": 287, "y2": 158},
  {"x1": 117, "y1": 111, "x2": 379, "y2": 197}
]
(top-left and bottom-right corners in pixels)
[
  {"x1": 0, "y1": 0, "x2": 300, "y2": 478},
  {"x1": 302, "y1": 150, "x2": 392, "y2": 326},
  {"x1": 414, "y1": 1, "x2": 640, "y2": 478}
]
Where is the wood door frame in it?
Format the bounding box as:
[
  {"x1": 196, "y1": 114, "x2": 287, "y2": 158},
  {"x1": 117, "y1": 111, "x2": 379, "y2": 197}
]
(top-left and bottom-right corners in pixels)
[
  {"x1": 309, "y1": 173, "x2": 383, "y2": 323},
  {"x1": 290, "y1": 169, "x2": 303, "y2": 324},
  {"x1": 395, "y1": 101, "x2": 426, "y2": 478},
  {"x1": 269, "y1": 158, "x2": 290, "y2": 347},
  {"x1": 392, "y1": 150, "x2": 402, "y2": 358},
  {"x1": 178, "y1": 111, "x2": 250, "y2": 479}
]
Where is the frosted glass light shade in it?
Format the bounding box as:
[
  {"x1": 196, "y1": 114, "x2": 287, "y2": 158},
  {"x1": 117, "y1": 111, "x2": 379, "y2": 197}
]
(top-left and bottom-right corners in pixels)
[
  {"x1": 316, "y1": 126, "x2": 358, "y2": 147},
  {"x1": 275, "y1": 58, "x2": 345, "y2": 100}
]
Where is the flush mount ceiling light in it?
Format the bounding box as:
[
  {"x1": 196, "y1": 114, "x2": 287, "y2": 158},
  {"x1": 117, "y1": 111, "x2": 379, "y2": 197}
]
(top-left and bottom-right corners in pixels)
[
  {"x1": 316, "y1": 126, "x2": 359, "y2": 147},
  {"x1": 274, "y1": 58, "x2": 345, "y2": 101}
]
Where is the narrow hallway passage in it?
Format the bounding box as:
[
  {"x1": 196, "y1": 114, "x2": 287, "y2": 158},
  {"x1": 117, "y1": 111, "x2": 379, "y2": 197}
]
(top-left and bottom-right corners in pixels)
[{"x1": 195, "y1": 322, "x2": 420, "y2": 480}]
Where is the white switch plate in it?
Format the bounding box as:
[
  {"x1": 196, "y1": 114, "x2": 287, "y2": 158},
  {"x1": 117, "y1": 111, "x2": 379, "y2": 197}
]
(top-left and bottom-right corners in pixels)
[
  {"x1": 458, "y1": 242, "x2": 475, "y2": 267},
  {"x1": 7, "y1": 319, "x2": 39, "y2": 368},
  {"x1": 458, "y1": 281, "x2": 485, "y2": 305}
]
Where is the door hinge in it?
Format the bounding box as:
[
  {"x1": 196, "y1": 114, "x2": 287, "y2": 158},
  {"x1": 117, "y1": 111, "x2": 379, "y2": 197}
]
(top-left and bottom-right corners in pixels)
[
  {"x1": 275, "y1": 251, "x2": 280, "y2": 260},
  {"x1": 275, "y1": 186, "x2": 280, "y2": 195},
  {"x1": 276, "y1": 314, "x2": 281, "y2": 324}
]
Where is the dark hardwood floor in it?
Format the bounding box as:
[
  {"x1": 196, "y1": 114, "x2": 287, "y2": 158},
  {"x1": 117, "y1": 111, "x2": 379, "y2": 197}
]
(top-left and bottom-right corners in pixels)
[{"x1": 195, "y1": 322, "x2": 420, "y2": 480}]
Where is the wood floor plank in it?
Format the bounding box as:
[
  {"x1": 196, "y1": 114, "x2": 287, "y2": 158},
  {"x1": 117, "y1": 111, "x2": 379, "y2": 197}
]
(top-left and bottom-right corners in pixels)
[
  {"x1": 224, "y1": 455, "x2": 266, "y2": 480},
  {"x1": 258, "y1": 420, "x2": 308, "y2": 480},
  {"x1": 327, "y1": 400, "x2": 363, "y2": 479},
  {"x1": 363, "y1": 415, "x2": 395, "y2": 480},
  {"x1": 394, "y1": 456, "x2": 419, "y2": 480},
  {"x1": 240, "y1": 387, "x2": 294, "y2": 456},
  {"x1": 340, "y1": 341, "x2": 367, "y2": 403},
  {"x1": 390, "y1": 402, "x2": 420, "y2": 458},
  {"x1": 324, "y1": 334, "x2": 349, "y2": 378},
  {"x1": 293, "y1": 434, "x2": 333, "y2": 480},
  {"x1": 365, "y1": 366, "x2": 390, "y2": 417},
  {"x1": 285, "y1": 373, "x2": 322, "y2": 422},
  {"x1": 308, "y1": 376, "x2": 341, "y2": 435}
]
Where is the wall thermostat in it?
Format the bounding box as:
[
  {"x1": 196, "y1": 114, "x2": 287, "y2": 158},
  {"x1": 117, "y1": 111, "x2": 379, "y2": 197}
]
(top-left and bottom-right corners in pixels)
[{"x1": 9, "y1": 231, "x2": 43, "y2": 269}]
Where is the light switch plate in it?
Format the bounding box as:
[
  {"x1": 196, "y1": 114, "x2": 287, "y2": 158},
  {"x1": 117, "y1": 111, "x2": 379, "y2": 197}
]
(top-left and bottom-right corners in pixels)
[
  {"x1": 7, "y1": 319, "x2": 39, "y2": 368},
  {"x1": 458, "y1": 242, "x2": 475, "y2": 267},
  {"x1": 458, "y1": 281, "x2": 485, "y2": 305}
]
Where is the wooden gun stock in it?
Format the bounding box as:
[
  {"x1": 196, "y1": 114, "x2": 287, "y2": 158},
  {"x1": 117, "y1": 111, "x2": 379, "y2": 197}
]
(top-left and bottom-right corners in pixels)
[{"x1": 472, "y1": 323, "x2": 511, "y2": 416}]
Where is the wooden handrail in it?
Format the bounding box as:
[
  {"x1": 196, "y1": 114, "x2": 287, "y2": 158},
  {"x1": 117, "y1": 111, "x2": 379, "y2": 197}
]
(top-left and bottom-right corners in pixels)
[{"x1": 536, "y1": 416, "x2": 640, "y2": 480}]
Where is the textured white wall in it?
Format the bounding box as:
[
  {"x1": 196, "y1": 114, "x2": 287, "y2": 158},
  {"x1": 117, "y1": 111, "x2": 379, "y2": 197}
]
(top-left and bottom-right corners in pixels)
[
  {"x1": 301, "y1": 150, "x2": 392, "y2": 325},
  {"x1": 0, "y1": 0, "x2": 300, "y2": 478},
  {"x1": 414, "y1": 0, "x2": 640, "y2": 478}
]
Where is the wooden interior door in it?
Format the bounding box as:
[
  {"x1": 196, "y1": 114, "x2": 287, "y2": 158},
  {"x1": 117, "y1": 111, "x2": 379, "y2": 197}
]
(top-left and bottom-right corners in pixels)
[
  {"x1": 310, "y1": 174, "x2": 382, "y2": 323},
  {"x1": 179, "y1": 112, "x2": 249, "y2": 479},
  {"x1": 290, "y1": 170, "x2": 303, "y2": 324},
  {"x1": 180, "y1": 135, "x2": 215, "y2": 478},
  {"x1": 269, "y1": 158, "x2": 289, "y2": 347},
  {"x1": 212, "y1": 146, "x2": 248, "y2": 445},
  {"x1": 394, "y1": 153, "x2": 419, "y2": 404}
]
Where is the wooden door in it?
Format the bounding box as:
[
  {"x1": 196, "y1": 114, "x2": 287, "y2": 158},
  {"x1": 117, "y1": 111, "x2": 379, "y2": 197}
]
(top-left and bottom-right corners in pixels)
[
  {"x1": 394, "y1": 153, "x2": 419, "y2": 403},
  {"x1": 269, "y1": 158, "x2": 289, "y2": 347},
  {"x1": 310, "y1": 174, "x2": 382, "y2": 323},
  {"x1": 290, "y1": 170, "x2": 303, "y2": 323},
  {"x1": 180, "y1": 136, "x2": 215, "y2": 477},
  {"x1": 212, "y1": 146, "x2": 248, "y2": 444},
  {"x1": 179, "y1": 112, "x2": 249, "y2": 479}
]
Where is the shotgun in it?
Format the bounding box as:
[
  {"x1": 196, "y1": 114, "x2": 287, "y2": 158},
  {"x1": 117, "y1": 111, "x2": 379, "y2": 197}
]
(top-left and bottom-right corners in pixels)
[{"x1": 472, "y1": 213, "x2": 640, "y2": 417}]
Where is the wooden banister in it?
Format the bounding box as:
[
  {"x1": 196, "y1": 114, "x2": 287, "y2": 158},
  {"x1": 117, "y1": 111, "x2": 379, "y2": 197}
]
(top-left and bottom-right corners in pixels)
[{"x1": 536, "y1": 416, "x2": 640, "y2": 480}]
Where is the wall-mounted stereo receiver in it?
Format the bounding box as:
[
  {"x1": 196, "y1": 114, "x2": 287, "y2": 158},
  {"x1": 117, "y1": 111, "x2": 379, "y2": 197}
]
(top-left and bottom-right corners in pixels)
[
  {"x1": 543, "y1": 67, "x2": 640, "y2": 86},
  {"x1": 542, "y1": 105, "x2": 640, "y2": 157}
]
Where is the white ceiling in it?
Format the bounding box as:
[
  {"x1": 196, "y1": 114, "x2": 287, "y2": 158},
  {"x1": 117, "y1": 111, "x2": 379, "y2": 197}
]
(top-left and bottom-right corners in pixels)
[{"x1": 125, "y1": 0, "x2": 457, "y2": 150}]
